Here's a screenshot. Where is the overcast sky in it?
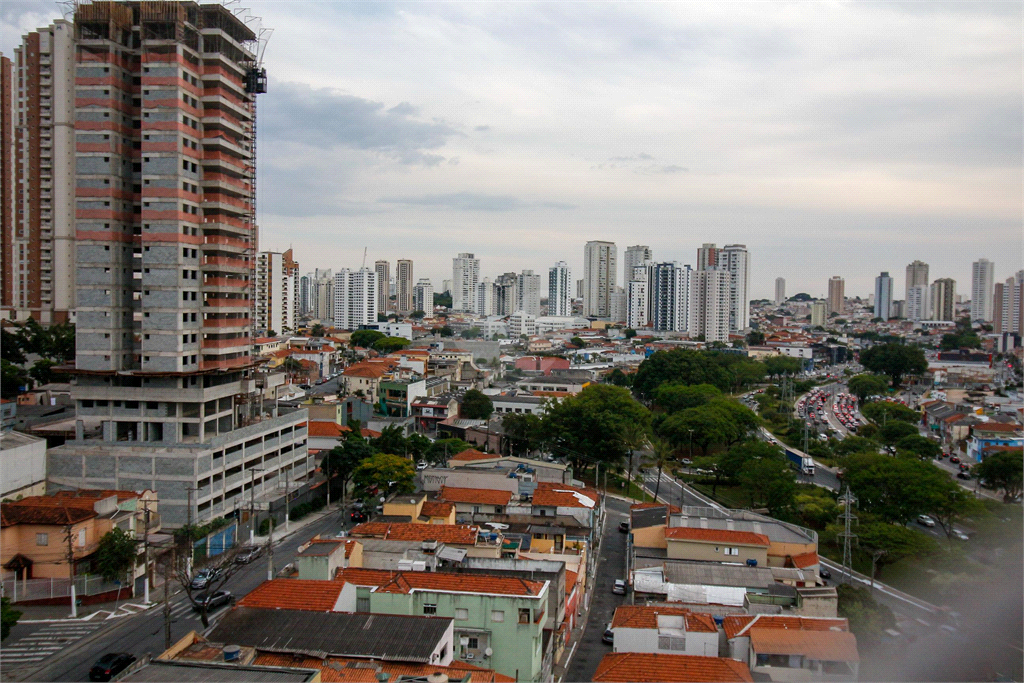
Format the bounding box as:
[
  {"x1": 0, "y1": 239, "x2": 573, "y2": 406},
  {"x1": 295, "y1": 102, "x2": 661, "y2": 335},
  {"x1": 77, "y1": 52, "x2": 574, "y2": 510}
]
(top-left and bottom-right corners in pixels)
[{"x1": 4, "y1": 1, "x2": 1022, "y2": 299}]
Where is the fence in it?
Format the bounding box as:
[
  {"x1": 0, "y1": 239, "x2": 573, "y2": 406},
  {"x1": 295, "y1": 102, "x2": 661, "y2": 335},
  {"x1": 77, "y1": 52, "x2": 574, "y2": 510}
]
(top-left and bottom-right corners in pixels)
[{"x1": 1, "y1": 575, "x2": 127, "y2": 604}]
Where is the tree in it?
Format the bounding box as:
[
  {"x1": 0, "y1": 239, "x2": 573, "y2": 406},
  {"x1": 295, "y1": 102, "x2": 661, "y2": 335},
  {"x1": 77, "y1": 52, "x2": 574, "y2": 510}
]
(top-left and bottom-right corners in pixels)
[
  {"x1": 836, "y1": 584, "x2": 895, "y2": 648},
  {"x1": 410, "y1": 310, "x2": 426, "y2": 319},
  {"x1": 832, "y1": 435, "x2": 881, "y2": 457},
  {"x1": 861, "y1": 401, "x2": 919, "y2": 425},
  {"x1": 1, "y1": 361, "x2": 29, "y2": 398},
  {"x1": 894, "y1": 435, "x2": 941, "y2": 460},
  {"x1": 428, "y1": 438, "x2": 473, "y2": 464},
  {"x1": 927, "y1": 485, "x2": 983, "y2": 541},
  {"x1": 859, "y1": 343, "x2": 927, "y2": 387},
  {"x1": 29, "y1": 358, "x2": 68, "y2": 386},
  {"x1": 1, "y1": 329, "x2": 26, "y2": 364},
  {"x1": 95, "y1": 528, "x2": 138, "y2": 583},
  {"x1": 842, "y1": 454, "x2": 958, "y2": 524},
  {"x1": 542, "y1": 384, "x2": 650, "y2": 472},
  {"x1": 461, "y1": 389, "x2": 494, "y2": 420},
  {"x1": 763, "y1": 355, "x2": 803, "y2": 378},
  {"x1": 606, "y1": 369, "x2": 633, "y2": 387},
  {"x1": 974, "y1": 450, "x2": 1024, "y2": 503},
  {"x1": 738, "y1": 457, "x2": 797, "y2": 514},
  {"x1": 322, "y1": 437, "x2": 373, "y2": 505},
  {"x1": 856, "y1": 521, "x2": 937, "y2": 578},
  {"x1": 652, "y1": 383, "x2": 723, "y2": 413},
  {"x1": 719, "y1": 440, "x2": 785, "y2": 481},
  {"x1": 620, "y1": 420, "x2": 651, "y2": 498},
  {"x1": 632, "y1": 349, "x2": 734, "y2": 399},
  {"x1": 570, "y1": 336, "x2": 587, "y2": 348},
  {"x1": 351, "y1": 329, "x2": 386, "y2": 348},
  {"x1": 433, "y1": 292, "x2": 453, "y2": 308},
  {"x1": 373, "y1": 336, "x2": 410, "y2": 354},
  {"x1": 503, "y1": 413, "x2": 544, "y2": 456},
  {"x1": 624, "y1": 328, "x2": 637, "y2": 339},
  {"x1": 1, "y1": 598, "x2": 22, "y2": 641},
  {"x1": 847, "y1": 374, "x2": 890, "y2": 402},
  {"x1": 439, "y1": 326, "x2": 454, "y2": 337},
  {"x1": 643, "y1": 438, "x2": 676, "y2": 503},
  {"x1": 877, "y1": 421, "x2": 918, "y2": 447},
  {"x1": 309, "y1": 323, "x2": 326, "y2": 337},
  {"x1": 745, "y1": 330, "x2": 766, "y2": 346},
  {"x1": 370, "y1": 425, "x2": 409, "y2": 456},
  {"x1": 657, "y1": 404, "x2": 733, "y2": 456},
  {"x1": 281, "y1": 357, "x2": 303, "y2": 380},
  {"x1": 353, "y1": 453, "x2": 415, "y2": 499}
]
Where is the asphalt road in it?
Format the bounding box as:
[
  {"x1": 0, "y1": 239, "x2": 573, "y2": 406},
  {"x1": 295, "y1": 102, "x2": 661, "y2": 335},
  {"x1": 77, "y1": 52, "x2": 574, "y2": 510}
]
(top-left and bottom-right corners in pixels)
[
  {"x1": 563, "y1": 497, "x2": 630, "y2": 683},
  {"x1": 13, "y1": 508, "x2": 348, "y2": 682}
]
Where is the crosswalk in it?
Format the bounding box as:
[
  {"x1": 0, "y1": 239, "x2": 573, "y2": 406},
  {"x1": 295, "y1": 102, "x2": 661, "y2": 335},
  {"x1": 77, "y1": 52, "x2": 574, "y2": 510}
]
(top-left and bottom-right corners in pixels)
[
  {"x1": 0, "y1": 621, "x2": 103, "y2": 667},
  {"x1": 168, "y1": 599, "x2": 203, "y2": 621}
]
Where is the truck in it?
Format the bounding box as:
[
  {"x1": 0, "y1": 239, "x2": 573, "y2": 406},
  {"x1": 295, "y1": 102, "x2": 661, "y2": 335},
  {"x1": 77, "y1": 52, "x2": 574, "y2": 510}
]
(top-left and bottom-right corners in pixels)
[{"x1": 785, "y1": 448, "x2": 815, "y2": 476}]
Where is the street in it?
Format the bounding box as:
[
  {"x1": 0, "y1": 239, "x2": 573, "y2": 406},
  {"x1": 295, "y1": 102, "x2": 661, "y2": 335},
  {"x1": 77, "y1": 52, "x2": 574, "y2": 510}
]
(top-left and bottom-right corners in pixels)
[{"x1": 5, "y1": 508, "x2": 348, "y2": 682}]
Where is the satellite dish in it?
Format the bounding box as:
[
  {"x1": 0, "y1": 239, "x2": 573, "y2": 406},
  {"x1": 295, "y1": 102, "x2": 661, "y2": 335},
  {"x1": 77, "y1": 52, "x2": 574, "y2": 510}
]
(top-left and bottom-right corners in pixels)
[{"x1": 484, "y1": 648, "x2": 493, "y2": 657}]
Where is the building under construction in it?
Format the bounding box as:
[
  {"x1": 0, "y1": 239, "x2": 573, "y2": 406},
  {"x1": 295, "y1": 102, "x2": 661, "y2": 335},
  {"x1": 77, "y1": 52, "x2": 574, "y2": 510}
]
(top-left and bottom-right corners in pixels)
[{"x1": 45, "y1": 1, "x2": 308, "y2": 530}]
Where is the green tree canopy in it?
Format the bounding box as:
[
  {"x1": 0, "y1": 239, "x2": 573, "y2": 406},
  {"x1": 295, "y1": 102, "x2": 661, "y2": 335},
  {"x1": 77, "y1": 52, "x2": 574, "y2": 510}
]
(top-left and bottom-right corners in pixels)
[
  {"x1": 438, "y1": 326, "x2": 454, "y2": 337},
  {"x1": 351, "y1": 330, "x2": 386, "y2": 348},
  {"x1": 877, "y1": 420, "x2": 919, "y2": 447},
  {"x1": 373, "y1": 336, "x2": 410, "y2": 354},
  {"x1": 322, "y1": 436, "x2": 373, "y2": 503},
  {"x1": 433, "y1": 292, "x2": 453, "y2": 308},
  {"x1": 461, "y1": 327, "x2": 482, "y2": 340},
  {"x1": 1, "y1": 361, "x2": 29, "y2": 399},
  {"x1": 632, "y1": 349, "x2": 735, "y2": 399},
  {"x1": 855, "y1": 521, "x2": 938, "y2": 578},
  {"x1": 95, "y1": 527, "x2": 137, "y2": 583},
  {"x1": 1, "y1": 598, "x2": 22, "y2": 641},
  {"x1": 569, "y1": 336, "x2": 587, "y2": 348},
  {"x1": 739, "y1": 457, "x2": 797, "y2": 515},
  {"x1": 309, "y1": 323, "x2": 326, "y2": 337},
  {"x1": 745, "y1": 330, "x2": 766, "y2": 346},
  {"x1": 832, "y1": 435, "x2": 881, "y2": 457},
  {"x1": 353, "y1": 453, "x2": 415, "y2": 500},
  {"x1": 503, "y1": 413, "x2": 544, "y2": 456},
  {"x1": 429, "y1": 438, "x2": 473, "y2": 464},
  {"x1": 370, "y1": 425, "x2": 409, "y2": 456},
  {"x1": 656, "y1": 399, "x2": 758, "y2": 456},
  {"x1": 652, "y1": 383, "x2": 723, "y2": 413},
  {"x1": 836, "y1": 584, "x2": 896, "y2": 648},
  {"x1": 461, "y1": 389, "x2": 494, "y2": 420},
  {"x1": 624, "y1": 328, "x2": 637, "y2": 339},
  {"x1": 763, "y1": 355, "x2": 803, "y2": 378},
  {"x1": 894, "y1": 435, "x2": 941, "y2": 460},
  {"x1": 974, "y1": 450, "x2": 1024, "y2": 503},
  {"x1": 847, "y1": 374, "x2": 890, "y2": 402},
  {"x1": 859, "y1": 343, "x2": 928, "y2": 387},
  {"x1": 842, "y1": 453, "x2": 960, "y2": 524},
  {"x1": 860, "y1": 401, "x2": 919, "y2": 425},
  {"x1": 542, "y1": 384, "x2": 650, "y2": 471}
]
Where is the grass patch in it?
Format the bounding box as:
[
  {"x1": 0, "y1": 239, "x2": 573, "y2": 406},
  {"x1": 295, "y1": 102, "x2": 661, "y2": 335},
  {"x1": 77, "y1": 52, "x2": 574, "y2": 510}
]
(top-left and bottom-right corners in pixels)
[{"x1": 578, "y1": 469, "x2": 654, "y2": 503}]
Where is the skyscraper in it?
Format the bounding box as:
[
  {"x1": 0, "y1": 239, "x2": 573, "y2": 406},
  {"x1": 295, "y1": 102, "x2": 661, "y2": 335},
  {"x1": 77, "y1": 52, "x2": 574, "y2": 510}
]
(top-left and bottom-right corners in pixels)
[
  {"x1": 626, "y1": 277, "x2": 649, "y2": 329},
  {"x1": 720, "y1": 244, "x2": 750, "y2": 332},
  {"x1": 874, "y1": 272, "x2": 894, "y2": 320},
  {"x1": 475, "y1": 278, "x2": 495, "y2": 316},
  {"x1": 396, "y1": 259, "x2": 414, "y2": 314},
  {"x1": 2, "y1": 20, "x2": 77, "y2": 324},
  {"x1": 624, "y1": 245, "x2": 653, "y2": 283},
  {"x1": 827, "y1": 276, "x2": 845, "y2": 315},
  {"x1": 333, "y1": 268, "x2": 377, "y2": 329},
  {"x1": 374, "y1": 260, "x2": 390, "y2": 315},
  {"x1": 583, "y1": 241, "x2": 617, "y2": 317},
  {"x1": 494, "y1": 272, "x2": 519, "y2": 316},
  {"x1": 775, "y1": 278, "x2": 786, "y2": 306},
  {"x1": 971, "y1": 258, "x2": 995, "y2": 321},
  {"x1": 692, "y1": 269, "x2": 730, "y2": 343},
  {"x1": 906, "y1": 285, "x2": 930, "y2": 322},
  {"x1": 930, "y1": 278, "x2": 956, "y2": 321},
  {"x1": 696, "y1": 243, "x2": 718, "y2": 271},
  {"x1": 905, "y1": 260, "x2": 929, "y2": 304},
  {"x1": 256, "y1": 250, "x2": 299, "y2": 335},
  {"x1": 412, "y1": 278, "x2": 434, "y2": 315},
  {"x1": 547, "y1": 261, "x2": 572, "y2": 317},
  {"x1": 649, "y1": 262, "x2": 693, "y2": 333},
  {"x1": 993, "y1": 271, "x2": 1024, "y2": 336},
  {"x1": 810, "y1": 302, "x2": 827, "y2": 327},
  {"x1": 452, "y1": 253, "x2": 480, "y2": 312},
  {"x1": 49, "y1": 2, "x2": 310, "y2": 530},
  {"x1": 517, "y1": 270, "x2": 542, "y2": 316}
]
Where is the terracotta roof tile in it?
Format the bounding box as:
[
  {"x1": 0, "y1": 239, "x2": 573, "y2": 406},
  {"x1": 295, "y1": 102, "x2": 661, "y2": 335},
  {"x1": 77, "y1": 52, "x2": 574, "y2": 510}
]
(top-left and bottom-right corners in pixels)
[
  {"x1": 449, "y1": 449, "x2": 498, "y2": 462},
  {"x1": 610, "y1": 605, "x2": 717, "y2": 633},
  {"x1": 565, "y1": 571, "x2": 578, "y2": 596},
  {"x1": 374, "y1": 571, "x2": 546, "y2": 597},
  {"x1": 419, "y1": 501, "x2": 455, "y2": 518},
  {"x1": 238, "y1": 579, "x2": 345, "y2": 612},
  {"x1": 722, "y1": 615, "x2": 849, "y2": 639},
  {"x1": 0, "y1": 502, "x2": 96, "y2": 527},
  {"x1": 308, "y1": 421, "x2": 346, "y2": 438},
  {"x1": 593, "y1": 653, "x2": 753, "y2": 683},
  {"x1": 348, "y1": 522, "x2": 480, "y2": 545},
  {"x1": 664, "y1": 527, "x2": 770, "y2": 547},
  {"x1": 532, "y1": 482, "x2": 600, "y2": 509},
  {"x1": 253, "y1": 654, "x2": 512, "y2": 683},
  {"x1": 334, "y1": 568, "x2": 405, "y2": 586},
  {"x1": 750, "y1": 628, "x2": 859, "y2": 662},
  {"x1": 787, "y1": 551, "x2": 819, "y2": 569},
  {"x1": 343, "y1": 363, "x2": 390, "y2": 379},
  {"x1": 630, "y1": 502, "x2": 682, "y2": 513},
  {"x1": 439, "y1": 486, "x2": 513, "y2": 506}
]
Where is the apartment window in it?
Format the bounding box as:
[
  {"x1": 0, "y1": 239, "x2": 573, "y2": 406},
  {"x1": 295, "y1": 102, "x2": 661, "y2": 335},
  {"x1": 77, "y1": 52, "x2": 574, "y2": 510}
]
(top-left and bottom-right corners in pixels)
[
  {"x1": 518, "y1": 609, "x2": 531, "y2": 624},
  {"x1": 423, "y1": 602, "x2": 437, "y2": 615},
  {"x1": 455, "y1": 608, "x2": 469, "y2": 621},
  {"x1": 36, "y1": 533, "x2": 49, "y2": 546},
  {"x1": 465, "y1": 637, "x2": 479, "y2": 650},
  {"x1": 658, "y1": 635, "x2": 686, "y2": 651},
  {"x1": 490, "y1": 610, "x2": 504, "y2": 622}
]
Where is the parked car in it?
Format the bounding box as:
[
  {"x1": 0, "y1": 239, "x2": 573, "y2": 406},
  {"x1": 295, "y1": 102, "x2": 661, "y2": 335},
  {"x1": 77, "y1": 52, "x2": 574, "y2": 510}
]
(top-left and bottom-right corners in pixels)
[
  {"x1": 949, "y1": 456, "x2": 961, "y2": 464},
  {"x1": 602, "y1": 625, "x2": 615, "y2": 644},
  {"x1": 89, "y1": 653, "x2": 136, "y2": 681},
  {"x1": 956, "y1": 471, "x2": 972, "y2": 480},
  {"x1": 958, "y1": 463, "x2": 971, "y2": 472},
  {"x1": 917, "y1": 515, "x2": 936, "y2": 528},
  {"x1": 190, "y1": 567, "x2": 222, "y2": 590},
  {"x1": 618, "y1": 521, "x2": 630, "y2": 533},
  {"x1": 351, "y1": 500, "x2": 365, "y2": 510},
  {"x1": 192, "y1": 590, "x2": 232, "y2": 612},
  {"x1": 235, "y1": 545, "x2": 262, "y2": 564},
  {"x1": 612, "y1": 579, "x2": 627, "y2": 595}
]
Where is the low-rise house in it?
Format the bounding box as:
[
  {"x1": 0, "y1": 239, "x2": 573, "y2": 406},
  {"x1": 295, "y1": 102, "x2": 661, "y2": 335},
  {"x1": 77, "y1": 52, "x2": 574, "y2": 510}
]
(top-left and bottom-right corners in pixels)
[
  {"x1": 966, "y1": 422, "x2": 1024, "y2": 463},
  {"x1": 348, "y1": 521, "x2": 511, "y2": 559},
  {"x1": 491, "y1": 395, "x2": 550, "y2": 417},
  {"x1": 380, "y1": 492, "x2": 457, "y2": 525},
  {"x1": 592, "y1": 653, "x2": 753, "y2": 683},
  {"x1": 412, "y1": 394, "x2": 460, "y2": 435},
  {"x1": 664, "y1": 528, "x2": 770, "y2": 566},
  {"x1": 609, "y1": 605, "x2": 720, "y2": 657},
  {"x1": 722, "y1": 614, "x2": 858, "y2": 682},
  {"x1": 440, "y1": 486, "x2": 514, "y2": 516},
  {"x1": 238, "y1": 578, "x2": 358, "y2": 612},
  {"x1": 342, "y1": 361, "x2": 395, "y2": 403},
  {"x1": 516, "y1": 376, "x2": 590, "y2": 397},
  {"x1": 294, "y1": 538, "x2": 361, "y2": 579}
]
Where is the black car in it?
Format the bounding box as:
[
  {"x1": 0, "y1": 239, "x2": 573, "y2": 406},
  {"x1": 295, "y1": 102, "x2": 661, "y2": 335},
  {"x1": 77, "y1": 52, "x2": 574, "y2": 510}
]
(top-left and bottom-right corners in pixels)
[
  {"x1": 350, "y1": 510, "x2": 368, "y2": 524},
  {"x1": 956, "y1": 471, "x2": 972, "y2": 480},
  {"x1": 235, "y1": 545, "x2": 262, "y2": 564},
  {"x1": 193, "y1": 589, "x2": 232, "y2": 612},
  {"x1": 89, "y1": 653, "x2": 136, "y2": 681},
  {"x1": 819, "y1": 566, "x2": 832, "y2": 580},
  {"x1": 618, "y1": 521, "x2": 629, "y2": 533}
]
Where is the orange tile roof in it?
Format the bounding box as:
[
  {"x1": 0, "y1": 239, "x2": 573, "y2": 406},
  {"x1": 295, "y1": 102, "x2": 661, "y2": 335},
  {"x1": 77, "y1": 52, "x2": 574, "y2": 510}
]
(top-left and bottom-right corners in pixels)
[
  {"x1": 348, "y1": 522, "x2": 480, "y2": 545},
  {"x1": 343, "y1": 363, "x2": 390, "y2": 379},
  {"x1": 49, "y1": 489, "x2": 143, "y2": 504},
  {"x1": 593, "y1": 653, "x2": 753, "y2": 683},
  {"x1": 750, "y1": 628, "x2": 859, "y2": 662},
  {"x1": 374, "y1": 571, "x2": 546, "y2": 597},
  {"x1": 664, "y1": 527, "x2": 769, "y2": 547},
  {"x1": 630, "y1": 502, "x2": 682, "y2": 513},
  {"x1": 610, "y1": 605, "x2": 717, "y2": 633},
  {"x1": 722, "y1": 615, "x2": 849, "y2": 639},
  {"x1": 334, "y1": 568, "x2": 405, "y2": 587},
  {"x1": 253, "y1": 654, "x2": 513, "y2": 683},
  {"x1": 237, "y1": 579, "x2": 345, "y2": 612},
  {"x1": 1, "y1": 502, "x2": 96, "y2": 527},
  {"x1": 419, "y1": 501, "x2": 455, "y2": 518},
  {"x1": 786, "y1": 551, "x2": 819, "y2": 569},
  {"x1": 532, "y1": 483, "x2": 600, "y2": 509},
  {"x1": 439, "y1": 486, "x2": 513, "y2": 506},
  {"x1": 449, "y1": 449, "x2": 498, "y2": 462},
  {"x1": 565, "y1": 571, "x2": 578, "y2": 596},
  {"x1": 308, "y1": 421, "x2": 346, "y2": 438}
]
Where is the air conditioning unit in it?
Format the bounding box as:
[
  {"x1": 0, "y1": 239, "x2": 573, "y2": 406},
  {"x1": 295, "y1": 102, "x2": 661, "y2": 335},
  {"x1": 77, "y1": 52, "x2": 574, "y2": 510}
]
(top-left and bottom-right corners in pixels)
[{"x1": 464, "y1": 653, "x2": 475, "y2": 660}]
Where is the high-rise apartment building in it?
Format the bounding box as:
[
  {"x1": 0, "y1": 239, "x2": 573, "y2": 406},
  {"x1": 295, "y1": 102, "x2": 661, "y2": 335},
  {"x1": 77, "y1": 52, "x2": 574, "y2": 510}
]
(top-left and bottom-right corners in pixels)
[
  {"x1": 494, "y1": 272, "x2": 518, "y2": 317},
  {"x1": 905, "y1": 285, "x2": 930, "y2": 322},
  {"x1": 333, "y1": 268, "x2": 377, "y2": 329},
  {"x1": 442, "y1": 278, "x2": 452, "y2": 295},
  {"x1": 47, "y1": 2, "x2": 310, "y2": 529},
  {"x1": 395, "y1": 259, "x2": 413, "y2": 314},
  {"x1": 412, "y1": 278, "x2": 433, "y2": 315},
  {"x1": 691, "y1": 269, "x2": 729, "y2": 343},
  {"x1": 583, "y1": 240, "x2": 616, "y2": 317},
  {"x1": 626, "y1": 277, "x2": 649, "y2": 330},
  {"x1": 475, "y1": 277, "x2": 495, "y2": 317},
  {"x1": 255, "y1": 250, "x2": 298, "y2": 334},
  {"x1": 971, "y1": 258, "x2": 995, "y2": 321},
  {"x1": 609, "y1": 286, "x2": 627, "y2": 324},
  {"x1": 452, "y1": 253, "x2": 479, "y2": 312},
  {"x1": 905, "y1": 260, "x2": 929, "y2": 303},
  {"x1": 874, "y1": 273, "x2": 893, "y2": 320},
  {"x1": 810, "y1": 301, "x2": 827, "y2": 327},
  {"x1": 993, "y1": 271, "x2": 1024, "y2": 336},
  {"x1": 930, "y1": 278, "x2": 956, "y2": 321},
  {"x1": 696, "y1": 243, "x2": 718, "y2": 271},
  {"x1": 517, "y1": 270, "x2": 541, "y2": 316},
  {"x1": 649, "y1": 262, "x2": 693, "y2": 333},
  {"x1": 2, "y1": 21, "x2": 77, "y2": 324},
  {"x1": 623, "y1": 245, "x2": 652, "y2": 283},
  {"x1": 827, "y1": 276, "x2": 845, "y2": 315},
  {"x1": 373, "y1": 260, "x2": 389, "y2": 315},
  {"x1": 299, "y1": 274, "x2": 311, "y2": 315},
  {"x1": 775, "y1": 277, "x2": 785, "y2": 306},
  {"x1": 720, "y1": 244, "x2": 749, "y2": 332},
  {"x1": 547, "y1": 261, "x2": 571, "y2": 317}
]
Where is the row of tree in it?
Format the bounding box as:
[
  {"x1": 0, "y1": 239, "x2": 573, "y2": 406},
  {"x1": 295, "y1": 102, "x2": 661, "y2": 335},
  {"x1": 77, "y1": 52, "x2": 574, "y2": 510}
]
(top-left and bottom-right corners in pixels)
[{"x1": 1, "y1": 319, "x2": 76, "y2": 398}]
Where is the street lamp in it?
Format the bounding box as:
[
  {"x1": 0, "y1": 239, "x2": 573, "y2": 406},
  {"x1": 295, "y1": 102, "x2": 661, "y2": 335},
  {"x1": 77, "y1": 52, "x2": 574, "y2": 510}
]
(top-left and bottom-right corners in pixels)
[{"x1": 687, "y1": 429, "x2": 694, "y2": 463}]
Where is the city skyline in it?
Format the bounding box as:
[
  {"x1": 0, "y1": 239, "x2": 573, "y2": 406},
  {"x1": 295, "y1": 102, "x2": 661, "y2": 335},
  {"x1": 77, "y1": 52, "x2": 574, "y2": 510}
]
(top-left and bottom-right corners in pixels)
[{"x1": 4, "y1": 1, "x2": 1019, "y2": 299}]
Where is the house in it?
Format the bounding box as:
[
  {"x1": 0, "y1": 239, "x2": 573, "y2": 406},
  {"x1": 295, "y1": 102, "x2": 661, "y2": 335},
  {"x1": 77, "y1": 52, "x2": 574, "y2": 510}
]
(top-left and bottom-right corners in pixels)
[
  {"x1": 439, "y1": 487, "x2": 514, "y2": 516},
  {"x1": 514, "y1": 356, "x2": 570, "y2": 376},
  {"x1": 515, "y1": 376, "x2": 590, "y2": 397},
  {"x1": 966, "y1": 422, "x2": 1024, "y2": 463},
  {"x1": 609, "y1": 605, "x2": 720, "y2": 657},
  {"x1": 722, "y1": 614, "x2": 859, "y2": 682},
  {"x1": 531, "y1": 482, "x2": 602, "y2": 530},
  {"x1": 664, "y1": 528, "x2": 770, "y2": 566},
  {"x1": 348, "y1": 522, "x2": 509, "y2": 559},
  {"x1": 412, "y1": 394, "x2": 460, "y2": 435},
  {"x1": 379, "y1": 492, "x2": 457, "y2": 525},
  {"x1": 335, "y1": 568, "x2": 550, "y2": 681},
  {"x1": 294, "y1": 538, "x2": 362, "y2": 580},
  {"x1": 592, "y1": 653, "x2": 753, "y2": 683},
  {"x1": 342, "y1": 361, "x2": 396, "y2": 403},
  {"x1": 238, "y1": 578, "x2": 358, "y2": 612},
  {"x1": 491, "y1": 395, "x2": 550, "y2": 417},
  {"x1": 660, "y1": 510, "x2": 820, "y2": 569}
]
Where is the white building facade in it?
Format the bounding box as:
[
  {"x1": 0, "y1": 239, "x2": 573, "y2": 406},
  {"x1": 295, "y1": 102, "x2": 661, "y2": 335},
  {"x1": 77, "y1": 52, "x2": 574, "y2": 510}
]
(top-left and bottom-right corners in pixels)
[
  {"x1": 548, "y1": 262, "x2": 572, "y2": 317},
  {"x1": 333, "y1": 268, "x2": 377, "y2": 330},
  {"x1": 452, "y1": 253, "x2": 480, "y2": 313},
  {"x1": 971, "y1": 258, "x2": 995, "y2": 322}
]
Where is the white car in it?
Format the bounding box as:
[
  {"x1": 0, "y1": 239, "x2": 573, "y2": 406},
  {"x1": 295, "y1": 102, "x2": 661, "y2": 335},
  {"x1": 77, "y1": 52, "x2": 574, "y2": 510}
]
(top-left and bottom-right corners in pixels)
[
  {"x1": 916, "y1": 515, "x2": 936, "y2": 528},
  {"x1": 416, "y1": 461, "x2": 428, "y2": 470}
]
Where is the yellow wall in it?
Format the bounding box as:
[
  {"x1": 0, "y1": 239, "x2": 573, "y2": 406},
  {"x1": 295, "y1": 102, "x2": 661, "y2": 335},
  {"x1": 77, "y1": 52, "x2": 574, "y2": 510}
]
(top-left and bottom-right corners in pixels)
[
  {"x1": 666, "y1": 539, "x2": 768, "y2": 566},
  {"x1": 1, "y1": 518, "x2": 109, "y2": 579},
  {"x1": 766, "y1": 540, "x2": 818, "y2": 568},
  {"x1": 631, "y1": 525, "x2": 667, "y2": 549},
  {"x1": 382, "y1": 496, "x2": 425, "y2": 520},
  {"x1": 346, "y1": 541, "x2": 364, "y2": 568}
]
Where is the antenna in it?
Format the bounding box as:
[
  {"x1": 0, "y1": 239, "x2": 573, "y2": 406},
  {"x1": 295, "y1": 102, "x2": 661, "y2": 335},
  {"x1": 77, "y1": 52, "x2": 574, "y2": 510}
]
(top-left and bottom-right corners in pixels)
[{"x1": 362, "y1": 247, "x2": 368, "y2": 269}]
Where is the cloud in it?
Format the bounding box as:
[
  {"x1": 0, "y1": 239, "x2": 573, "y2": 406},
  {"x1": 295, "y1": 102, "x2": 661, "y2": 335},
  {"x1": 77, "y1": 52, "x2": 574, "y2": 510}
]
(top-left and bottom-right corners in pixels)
[
  {"x1": 387, "y1": 102, "x2": 420, "y2": 117},
  {"x1": 636, "y1": 164, "x2": 689, "y2": 175},
  {"x1": 474, "y1": 125, "x2": 491, "y2": 131},
  {"x1": 378, "y1": 192, "x2": 576, "y2": 212}
]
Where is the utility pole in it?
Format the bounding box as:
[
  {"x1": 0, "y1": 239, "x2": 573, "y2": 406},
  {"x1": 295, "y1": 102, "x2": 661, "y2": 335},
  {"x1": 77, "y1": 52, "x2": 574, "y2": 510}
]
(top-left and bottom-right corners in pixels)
[
  {"x1": 142, "y1": 502, "x2": 152, "y2": 604},
  {"x1": 249, "y1": 468, "x2": 264, "y2": 543},
  {"x1": 63, "y1": 517, "x2": 77, "y2": 618},
  {"x1": 265, "y1": 517, "x2": 275, "y2": 581},
  {"x1": 185, "y1": 486, "x2": 197, "y2": 576},
  {"x1": 284, "y1": 467, "x2": 291, "y2": 532},
  {"x1": 163, "y1": 547, "x2": 174, "y2": 650}
]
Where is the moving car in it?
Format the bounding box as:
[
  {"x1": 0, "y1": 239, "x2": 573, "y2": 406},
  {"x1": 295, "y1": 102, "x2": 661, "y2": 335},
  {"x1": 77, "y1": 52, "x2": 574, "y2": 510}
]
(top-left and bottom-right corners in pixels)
[
  {"x1": 949, "y1": 456, "x2": 961, "y2": 464},
  {"x1": 956, "y1": 471, "x2": 972, "y2": 480},
  {"x1": 612, "y1": 579, "x2": 627, "y2": 595},
  {"x1": 192, "y1": 589, "x2": 232, "y2": 612},
  {"x1": 917, "y1": 515, "x2": 936, "y2": 528},
  {"x1": 416, "y1": 461, "x2": 428, "y2": 470},
  {"x1": 350, "y1": 510, "x2": 368, "y2": 524},
  {"x1": 235, "y1": 545, "x2": 262, "y2": 564},
  {"x1": 819, "y1": 566, "x2": 832, "y2": 580},
  {"x1": 89, "y1": 653, "x2": 136, "y2": 681},
  {"x1": 190, "y1": 567, "x2": 222, "y2": 590},
  {"x1": 952, "y1": 529, "x2": 970, "y2": 541}
]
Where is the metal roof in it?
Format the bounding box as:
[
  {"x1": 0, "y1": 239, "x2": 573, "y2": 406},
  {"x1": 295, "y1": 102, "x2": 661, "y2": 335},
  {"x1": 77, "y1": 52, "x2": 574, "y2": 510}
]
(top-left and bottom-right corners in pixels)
[{"x1": 120, "y1": 661, "x2": 316, "y2": 682}]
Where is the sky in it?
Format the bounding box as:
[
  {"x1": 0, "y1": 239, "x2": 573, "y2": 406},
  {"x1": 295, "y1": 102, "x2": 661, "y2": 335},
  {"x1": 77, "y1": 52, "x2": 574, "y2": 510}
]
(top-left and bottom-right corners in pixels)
[{"x1": 3, "y1": 1, "x2": 1022, "y2": 300}]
